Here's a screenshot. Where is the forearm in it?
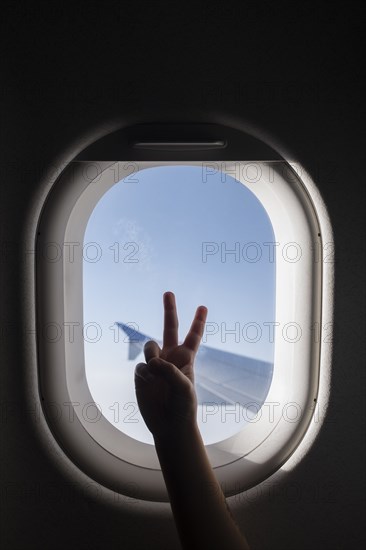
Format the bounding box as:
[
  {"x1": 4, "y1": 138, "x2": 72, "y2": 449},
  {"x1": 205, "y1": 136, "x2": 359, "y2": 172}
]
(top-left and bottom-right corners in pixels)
[{"x1": 154, "y1": 422, "x2": 250, "y2": 550}]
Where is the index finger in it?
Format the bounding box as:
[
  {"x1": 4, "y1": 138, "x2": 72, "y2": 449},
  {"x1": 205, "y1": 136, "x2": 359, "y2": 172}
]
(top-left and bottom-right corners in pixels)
[
  {"x1": 183, "y1": 305, "x2": 208, "y2": 354},
  {"x1": 163, "y1": 291, "x2": 179, "y2": 349}
]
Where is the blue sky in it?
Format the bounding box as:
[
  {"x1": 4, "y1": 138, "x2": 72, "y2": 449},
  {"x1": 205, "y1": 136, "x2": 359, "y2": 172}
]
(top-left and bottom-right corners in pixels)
[{"x1": 83, "y1": 165, "x2": 276, "y2": 444}]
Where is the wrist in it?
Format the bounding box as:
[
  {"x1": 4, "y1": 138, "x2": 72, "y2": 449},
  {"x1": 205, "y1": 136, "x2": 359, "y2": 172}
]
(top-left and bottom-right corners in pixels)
[{"x1": 153, "y1": 419, "x2": 201, "y2": 448}]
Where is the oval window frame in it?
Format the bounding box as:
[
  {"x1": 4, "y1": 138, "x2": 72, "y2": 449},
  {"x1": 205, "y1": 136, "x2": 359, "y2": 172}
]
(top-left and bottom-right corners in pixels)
[{"x1": 36, "y1": 154, "x2": 323, "y2": 502}]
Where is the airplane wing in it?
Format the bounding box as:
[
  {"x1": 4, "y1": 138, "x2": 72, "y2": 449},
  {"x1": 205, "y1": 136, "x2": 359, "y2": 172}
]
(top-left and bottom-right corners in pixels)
[
  {"x1": 116, "y1": 322, "x2": 273, "y2": 408},
  {"x1": 116, "y1": 322, "x2": 156, "y2": 361}
]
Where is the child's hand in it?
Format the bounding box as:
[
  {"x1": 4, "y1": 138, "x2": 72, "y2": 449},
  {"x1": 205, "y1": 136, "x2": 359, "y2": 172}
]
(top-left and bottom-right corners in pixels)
[{"x1": 134, "y1": 292, "x2": 208, "y2": 439}]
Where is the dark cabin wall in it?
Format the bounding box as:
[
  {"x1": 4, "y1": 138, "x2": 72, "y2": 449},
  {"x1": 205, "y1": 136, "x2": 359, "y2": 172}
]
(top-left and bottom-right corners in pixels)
[{"x1": 0, "y1": 3, "x2": 365, "y2": 549}]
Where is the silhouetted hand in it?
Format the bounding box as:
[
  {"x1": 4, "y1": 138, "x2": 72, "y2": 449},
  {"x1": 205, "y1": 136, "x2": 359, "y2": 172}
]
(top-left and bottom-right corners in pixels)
[
  {"x1": 134, "y1": 291, "x2": 208, "y2": 439},
  {"x1": 134, "y1": 292, "x2": 249, "y2": 549}
]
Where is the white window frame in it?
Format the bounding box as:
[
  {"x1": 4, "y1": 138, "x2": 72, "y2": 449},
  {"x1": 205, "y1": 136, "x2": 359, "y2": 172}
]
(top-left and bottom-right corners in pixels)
[{"x1": 36, "y1": 159, "x2": 324, "y2": 502}]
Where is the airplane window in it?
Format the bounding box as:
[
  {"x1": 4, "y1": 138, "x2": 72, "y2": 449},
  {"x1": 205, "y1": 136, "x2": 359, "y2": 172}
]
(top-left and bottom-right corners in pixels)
[
  {"x1": 37, "y1": 139, "x2": 326, "y2": 500},
  {"x1": 83, "y1": 165, "x2": 275, "y2": 445}
]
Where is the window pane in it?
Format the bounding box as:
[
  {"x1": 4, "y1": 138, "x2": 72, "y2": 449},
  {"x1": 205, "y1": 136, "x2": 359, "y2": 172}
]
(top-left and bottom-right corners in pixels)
[{"x1": 83, "y1": 165, "x2": 275, "y2": 445}]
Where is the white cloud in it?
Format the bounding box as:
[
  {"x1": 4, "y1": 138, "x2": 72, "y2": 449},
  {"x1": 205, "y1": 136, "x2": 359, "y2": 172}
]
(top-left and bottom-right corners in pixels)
[{"x1": 113, "y1": 217, "x2": 156, "y2": 273}]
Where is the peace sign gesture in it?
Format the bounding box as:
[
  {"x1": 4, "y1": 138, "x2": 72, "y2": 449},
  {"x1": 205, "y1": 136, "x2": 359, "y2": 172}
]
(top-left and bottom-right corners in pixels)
[{"x1": 134, "y1": 292, "x2": 208, "y2": 438}]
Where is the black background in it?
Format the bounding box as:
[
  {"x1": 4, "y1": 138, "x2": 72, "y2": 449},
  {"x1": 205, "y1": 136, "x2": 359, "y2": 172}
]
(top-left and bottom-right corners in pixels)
[{"x1": 0, "y1": 3, "x2": 365, "y2": 549}]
